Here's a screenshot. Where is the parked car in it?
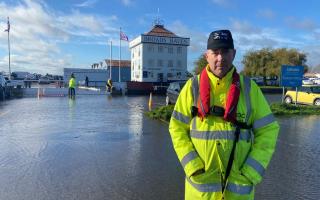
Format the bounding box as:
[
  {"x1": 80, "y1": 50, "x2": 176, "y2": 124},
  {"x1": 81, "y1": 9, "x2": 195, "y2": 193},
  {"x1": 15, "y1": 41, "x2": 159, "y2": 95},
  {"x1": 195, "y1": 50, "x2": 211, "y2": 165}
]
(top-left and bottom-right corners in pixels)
[
  {"x1": 265, "y1": 76, "x2": 279, "y2": 86},
  {"x1": 302, "y1": 78, "x2": 314, "y2": 85},
  {"x1": 284, "y1": 85, "x2": 320, "y2": 106},
  {"x1": 313, "y1": 78, "x2": 320, "y2": 85},
  {"x1": 0, "y1": 74, "x2": 7, "y2": 100},
  {"x1": 250, "y1": 76, "x2": 264, "y2": 86},
  {"x1": 38, "y1": 77, "x2": 51, "y2": 84},
  {"x1": 166, "y1": 81, "x2": 186, "y2": 104}
]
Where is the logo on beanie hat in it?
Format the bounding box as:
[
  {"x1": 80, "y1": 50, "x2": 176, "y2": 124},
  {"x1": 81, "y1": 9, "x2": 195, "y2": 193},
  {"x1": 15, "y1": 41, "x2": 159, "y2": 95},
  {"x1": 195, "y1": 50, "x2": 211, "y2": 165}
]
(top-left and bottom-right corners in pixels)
[{"x1": 207, "y1": 30, "x2": 234, "y2": 50}]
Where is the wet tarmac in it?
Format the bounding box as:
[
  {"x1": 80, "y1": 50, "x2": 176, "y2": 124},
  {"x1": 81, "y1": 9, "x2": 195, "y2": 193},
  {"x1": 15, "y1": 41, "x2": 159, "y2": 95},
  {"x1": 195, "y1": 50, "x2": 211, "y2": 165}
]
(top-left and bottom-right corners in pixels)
[{"x1": 0, "y1": 94, "x2": 319, "y2": 199}]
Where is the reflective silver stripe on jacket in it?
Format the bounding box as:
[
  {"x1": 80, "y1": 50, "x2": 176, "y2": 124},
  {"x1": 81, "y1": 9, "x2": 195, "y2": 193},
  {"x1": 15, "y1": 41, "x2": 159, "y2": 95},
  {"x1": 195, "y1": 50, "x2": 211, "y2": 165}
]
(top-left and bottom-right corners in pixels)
[
  {"x1": 245, "y1": 157, "x2": 265, "y2": 176},
  {"x1": 191, "y1": 76, "x2": 199, "y2": 107},
  {"x1": 172, "y1": 110, "x2": 191, "y2": 125},
  {"x1": 226, "y1": 183, "x2": 253, "y2": 195},
  {"x1": 243, "y1": 76, "x2": 251, "y2": 123},
  {"x1": 190, "y1": 130, "x2": 251, "y2": 141},
  {"x1": 253, "y1": 113, "x2": 275, "y2": 130},
  {"x1": 186, "y1": 177, "x2": 222, "y2": 193},
  {"x1": 181, "y1": 151, "x2": 199, "y2": 168}
]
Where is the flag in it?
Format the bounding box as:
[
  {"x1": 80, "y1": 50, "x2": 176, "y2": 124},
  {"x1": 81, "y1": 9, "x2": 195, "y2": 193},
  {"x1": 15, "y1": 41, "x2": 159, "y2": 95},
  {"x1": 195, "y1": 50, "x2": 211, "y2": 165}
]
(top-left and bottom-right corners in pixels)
[
  {"x1": 4, "y1": 17, "x2": 10, "y2": 32},
  {"x1": 120, "y1": 31, "x2": 128, "y2": 41}
]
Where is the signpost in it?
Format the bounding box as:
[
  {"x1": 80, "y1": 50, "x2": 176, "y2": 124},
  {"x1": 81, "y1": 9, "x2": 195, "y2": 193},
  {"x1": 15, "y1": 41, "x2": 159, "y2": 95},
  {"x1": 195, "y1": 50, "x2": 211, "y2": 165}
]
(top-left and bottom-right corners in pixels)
[{"x1": 280, "y1": 65, "x2": 304, "y2": 105}]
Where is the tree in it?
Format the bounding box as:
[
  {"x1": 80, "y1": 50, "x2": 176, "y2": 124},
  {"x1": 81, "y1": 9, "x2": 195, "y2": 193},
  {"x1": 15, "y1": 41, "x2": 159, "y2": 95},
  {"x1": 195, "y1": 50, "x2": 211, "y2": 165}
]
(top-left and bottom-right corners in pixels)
[
  {"x1": 193, "y1": 54, "x2": 208, "y2": 75},
  {"x1": 242, "y1": 48, "x2": 308, "y2": 77}
]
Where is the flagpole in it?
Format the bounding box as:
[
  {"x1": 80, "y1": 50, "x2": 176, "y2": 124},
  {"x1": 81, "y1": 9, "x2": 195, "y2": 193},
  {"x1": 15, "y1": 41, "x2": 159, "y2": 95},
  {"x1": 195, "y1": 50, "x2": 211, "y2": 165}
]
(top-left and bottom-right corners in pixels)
[
  {"x1": 110, "y1": 40, "x2": 112, "y2": 79},
  {"x1": 6, "y1": 17, "x2": 11, "y2": 80},
  {"x1": 119, "y1": 27, "x2": 121, "y2": 83}
]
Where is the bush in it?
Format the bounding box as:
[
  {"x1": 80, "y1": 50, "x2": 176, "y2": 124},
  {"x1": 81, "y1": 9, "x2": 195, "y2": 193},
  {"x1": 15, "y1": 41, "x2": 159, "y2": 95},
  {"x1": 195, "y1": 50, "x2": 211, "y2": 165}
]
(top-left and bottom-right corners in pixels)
[
  {"x1": 270, "y1": 103, "x2": 320, "y2": 115},
  {"x1": 145, "y1": 105, "x2": 174, "y2": 122}
]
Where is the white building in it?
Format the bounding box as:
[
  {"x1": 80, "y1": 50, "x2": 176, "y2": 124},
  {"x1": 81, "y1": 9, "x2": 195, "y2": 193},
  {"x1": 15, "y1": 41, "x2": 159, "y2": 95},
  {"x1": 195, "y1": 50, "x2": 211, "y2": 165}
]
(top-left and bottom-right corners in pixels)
[{"x1": 129, "y1": 24, "x2": 190, "y2": 82}]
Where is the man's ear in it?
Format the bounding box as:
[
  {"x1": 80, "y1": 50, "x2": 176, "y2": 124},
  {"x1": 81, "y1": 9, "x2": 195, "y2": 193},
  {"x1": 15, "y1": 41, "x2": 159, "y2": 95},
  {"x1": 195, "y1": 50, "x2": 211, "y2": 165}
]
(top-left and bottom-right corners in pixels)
[{"x1": 204, "y1": 51, "x2": 208, "y2": 60}]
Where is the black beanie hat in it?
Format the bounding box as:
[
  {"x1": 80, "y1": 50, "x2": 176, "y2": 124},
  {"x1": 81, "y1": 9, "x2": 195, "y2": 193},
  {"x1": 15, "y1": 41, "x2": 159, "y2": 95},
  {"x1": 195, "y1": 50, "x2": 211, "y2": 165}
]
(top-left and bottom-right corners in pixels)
[{"x1": 207, "y1": 30, "x2": 234, "y2": 50}]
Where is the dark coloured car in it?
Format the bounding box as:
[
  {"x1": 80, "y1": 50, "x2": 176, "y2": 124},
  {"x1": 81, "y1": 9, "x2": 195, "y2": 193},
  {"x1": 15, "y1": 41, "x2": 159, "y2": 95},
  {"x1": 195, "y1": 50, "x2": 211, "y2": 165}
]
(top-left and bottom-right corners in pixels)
[{"x1": 166, "y1": 81, "x2": 186, "y2": 104}]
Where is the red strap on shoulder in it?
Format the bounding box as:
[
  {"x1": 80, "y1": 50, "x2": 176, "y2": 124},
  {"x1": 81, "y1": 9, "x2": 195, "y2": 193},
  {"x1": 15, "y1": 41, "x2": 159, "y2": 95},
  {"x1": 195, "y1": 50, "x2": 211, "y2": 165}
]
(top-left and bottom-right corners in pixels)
[{"x1": 197, "y1": 68, "x2": 210, "y2": 119}]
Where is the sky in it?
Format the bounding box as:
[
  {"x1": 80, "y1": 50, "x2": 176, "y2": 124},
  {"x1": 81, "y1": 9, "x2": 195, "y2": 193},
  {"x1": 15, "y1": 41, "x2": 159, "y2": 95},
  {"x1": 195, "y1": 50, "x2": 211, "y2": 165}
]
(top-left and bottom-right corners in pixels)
[{"x1": 1, "y1": 0, "x2": 320, "y2": 75}]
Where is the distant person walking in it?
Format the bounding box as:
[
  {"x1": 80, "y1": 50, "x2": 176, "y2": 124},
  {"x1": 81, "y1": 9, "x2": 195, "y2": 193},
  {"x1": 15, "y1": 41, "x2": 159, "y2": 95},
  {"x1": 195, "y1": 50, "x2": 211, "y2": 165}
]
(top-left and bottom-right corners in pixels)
[
  {"x1": 68, "y1": 73, "x2": 76, "y2": 98},
  {"x1": 85, "y1": 76, "x2": 89, "y2": 87},
  {"x1": 106, "y1": 79, "x2": 113, "y2": 92}
]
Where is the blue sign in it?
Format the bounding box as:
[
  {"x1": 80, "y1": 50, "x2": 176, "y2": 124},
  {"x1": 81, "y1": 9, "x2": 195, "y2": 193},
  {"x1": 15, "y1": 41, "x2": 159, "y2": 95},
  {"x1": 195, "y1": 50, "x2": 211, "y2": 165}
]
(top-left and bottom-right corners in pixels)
[{"x1": 280, "y1": 65, "x2": 304, "y2": 87}]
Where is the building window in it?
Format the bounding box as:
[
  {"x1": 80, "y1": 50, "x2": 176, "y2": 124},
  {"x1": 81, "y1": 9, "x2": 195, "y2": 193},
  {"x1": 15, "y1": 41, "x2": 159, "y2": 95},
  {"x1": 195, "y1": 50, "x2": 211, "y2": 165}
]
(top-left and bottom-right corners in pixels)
[
  {"x1": 138, "y1": 65, "x2": 140, "y2": 70},
  {"x1": 143, "y1": 71, "x2": 148, "y2": 78},
  {"x1": 167, "y1": 73, "x2": 173, "y2": 78},
  {"x1": 168, "y1": 47, "x2": 173, "y2": 54},
  {"x1": 158, "y1": 59, "x2": 163, "y2": 67},
  {"x1": 158, "y1": 46, "x2": 163, "y2": 53},
  {"x1": 177, "y1": 60, "x2": 182, "y2": 68},
  {"x1": 148, "y1": 59, "x2": 154, "y2": 67},
  {"x1": 148, "y1": 45, "x2": 154, "y2": 52},
  {"x1": 177, "y1": 47, "x2": 182, "y2": 54},
  {"x1": 168, "y1": 60, "x2": 173, "y2": 68}
]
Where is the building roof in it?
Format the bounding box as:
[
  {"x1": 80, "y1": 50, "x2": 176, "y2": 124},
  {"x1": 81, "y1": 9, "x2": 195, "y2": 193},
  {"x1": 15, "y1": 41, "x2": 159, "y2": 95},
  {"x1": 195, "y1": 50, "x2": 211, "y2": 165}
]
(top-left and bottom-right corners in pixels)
[
  {"x1": 105, "y1": 59, "x2": 131, "y2": 68},
  {"x1": 145, "y1": 24, "x2": 177, "y2": 37}
]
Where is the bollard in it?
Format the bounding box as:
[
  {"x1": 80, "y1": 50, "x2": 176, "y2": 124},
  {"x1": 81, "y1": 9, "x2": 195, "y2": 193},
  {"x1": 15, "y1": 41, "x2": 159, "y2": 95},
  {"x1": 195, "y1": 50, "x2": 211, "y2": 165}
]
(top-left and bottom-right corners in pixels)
[
  {"x1": 37, "y1": 87, "x2": 40, "y2": 99},
  {"x1": 148, "y1": 92, "x2": 153, "y2": 111}
]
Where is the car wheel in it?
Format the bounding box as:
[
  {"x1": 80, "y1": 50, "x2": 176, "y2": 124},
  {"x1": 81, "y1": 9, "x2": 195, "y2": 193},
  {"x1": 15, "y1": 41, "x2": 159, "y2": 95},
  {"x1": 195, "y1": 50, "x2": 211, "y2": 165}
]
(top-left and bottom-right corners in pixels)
[
  {"x1": 284, "y1": 96, "x2": 292, "y2": 104},
  {"x1": 314, "y1": 99, "x2": 320, "y2": 106}
]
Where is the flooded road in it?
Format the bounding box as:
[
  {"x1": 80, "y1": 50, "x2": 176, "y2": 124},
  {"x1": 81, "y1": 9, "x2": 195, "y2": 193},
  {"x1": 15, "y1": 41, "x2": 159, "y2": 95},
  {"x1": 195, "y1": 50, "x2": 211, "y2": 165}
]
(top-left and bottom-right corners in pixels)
[{"x1": 0, "y1": 94, "x2": 319, "y2": 199}]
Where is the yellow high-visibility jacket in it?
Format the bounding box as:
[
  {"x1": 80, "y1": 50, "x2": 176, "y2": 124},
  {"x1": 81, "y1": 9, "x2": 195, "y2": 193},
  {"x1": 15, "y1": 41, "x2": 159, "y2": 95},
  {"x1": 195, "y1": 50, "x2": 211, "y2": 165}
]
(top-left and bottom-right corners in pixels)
[
  {"x1": 69, "y1": 78, "x2": 76, "y2": 88},
  {"x1": 169, "y1": 66, "x2": 279, "y2": 200}
]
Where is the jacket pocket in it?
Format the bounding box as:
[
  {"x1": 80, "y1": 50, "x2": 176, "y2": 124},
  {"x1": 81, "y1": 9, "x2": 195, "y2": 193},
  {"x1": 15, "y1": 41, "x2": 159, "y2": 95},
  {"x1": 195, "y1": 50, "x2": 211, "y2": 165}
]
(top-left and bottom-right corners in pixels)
[
  {"x1": 190, "y1": 169, "x2": 220, "y2": 184},
  {"x1": 229, "y1": 170, "x2": 253, "y2": 186}
]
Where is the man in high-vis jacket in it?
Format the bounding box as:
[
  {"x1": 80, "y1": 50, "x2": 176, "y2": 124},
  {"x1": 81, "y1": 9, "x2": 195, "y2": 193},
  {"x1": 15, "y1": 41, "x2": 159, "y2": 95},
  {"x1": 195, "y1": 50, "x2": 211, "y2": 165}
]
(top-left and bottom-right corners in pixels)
[
  {"x1": 169, "y1": 30, "x2": 279, "y2": 200},
  {"x1": 68, "y1": 73, "x2": 76, "y2": 98}
]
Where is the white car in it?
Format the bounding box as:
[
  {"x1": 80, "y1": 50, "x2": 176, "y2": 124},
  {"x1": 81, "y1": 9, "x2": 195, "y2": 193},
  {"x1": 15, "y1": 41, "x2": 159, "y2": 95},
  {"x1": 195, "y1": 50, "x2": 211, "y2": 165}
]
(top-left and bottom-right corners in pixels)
[
  {"x1": 302, "y1": 78, "x2": 314, "y2": 85},
  {"x1": 313, "y1": 78, "x2": 320, "y2": 85}
]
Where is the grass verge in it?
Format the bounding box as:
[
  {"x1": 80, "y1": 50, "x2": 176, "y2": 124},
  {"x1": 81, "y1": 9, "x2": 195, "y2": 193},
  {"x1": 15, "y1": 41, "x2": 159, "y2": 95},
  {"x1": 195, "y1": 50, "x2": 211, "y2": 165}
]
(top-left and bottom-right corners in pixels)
[{"x1": 146, "y1": 103, "x2": 320, "y2": 122}]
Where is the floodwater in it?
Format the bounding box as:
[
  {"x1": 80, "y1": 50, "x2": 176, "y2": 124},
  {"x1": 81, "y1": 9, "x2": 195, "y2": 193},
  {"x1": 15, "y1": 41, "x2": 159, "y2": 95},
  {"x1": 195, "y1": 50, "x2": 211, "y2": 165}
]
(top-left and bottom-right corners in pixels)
[{"x1": 0, "y1": 94, "x2": 319, "y2": 200}]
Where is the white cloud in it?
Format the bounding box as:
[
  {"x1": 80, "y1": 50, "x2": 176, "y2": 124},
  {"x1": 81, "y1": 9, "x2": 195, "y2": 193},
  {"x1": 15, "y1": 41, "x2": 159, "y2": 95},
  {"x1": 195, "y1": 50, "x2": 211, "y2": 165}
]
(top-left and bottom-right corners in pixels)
[
  {"x1": 0, "y1": 0, "x2": 119, "y2": 74},
  {"x1": 302, "y1": 45, "x2": 320, "y2": 68},
  {"x1": 121, "y1": 0, "x2": 133, "y2": 6},
  {"x1": 230, "y1": 19, "x2": 262, "y2": 35},
  {"x1": 257, "y1": 9, "x2": 276, "y2": 20},
  {"x1": 74, "y1": 0, "x2": 98, "y2": 8},
  {"x1": 211, "y1": 0, "x2": 228, "y2": 6},
  {"x1": 211, "y1": 0, "x2": 235, "y2": 8},
  {"x1": 284, "y1": 16, "x2": 317, "y2": 31}
]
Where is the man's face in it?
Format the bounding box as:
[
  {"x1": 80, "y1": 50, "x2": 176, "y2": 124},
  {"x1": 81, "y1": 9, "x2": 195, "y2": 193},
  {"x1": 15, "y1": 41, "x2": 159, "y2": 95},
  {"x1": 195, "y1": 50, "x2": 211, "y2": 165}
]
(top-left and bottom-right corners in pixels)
[{"x1": 205, "y1": 48, "x2": 236, "y2": 78}]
